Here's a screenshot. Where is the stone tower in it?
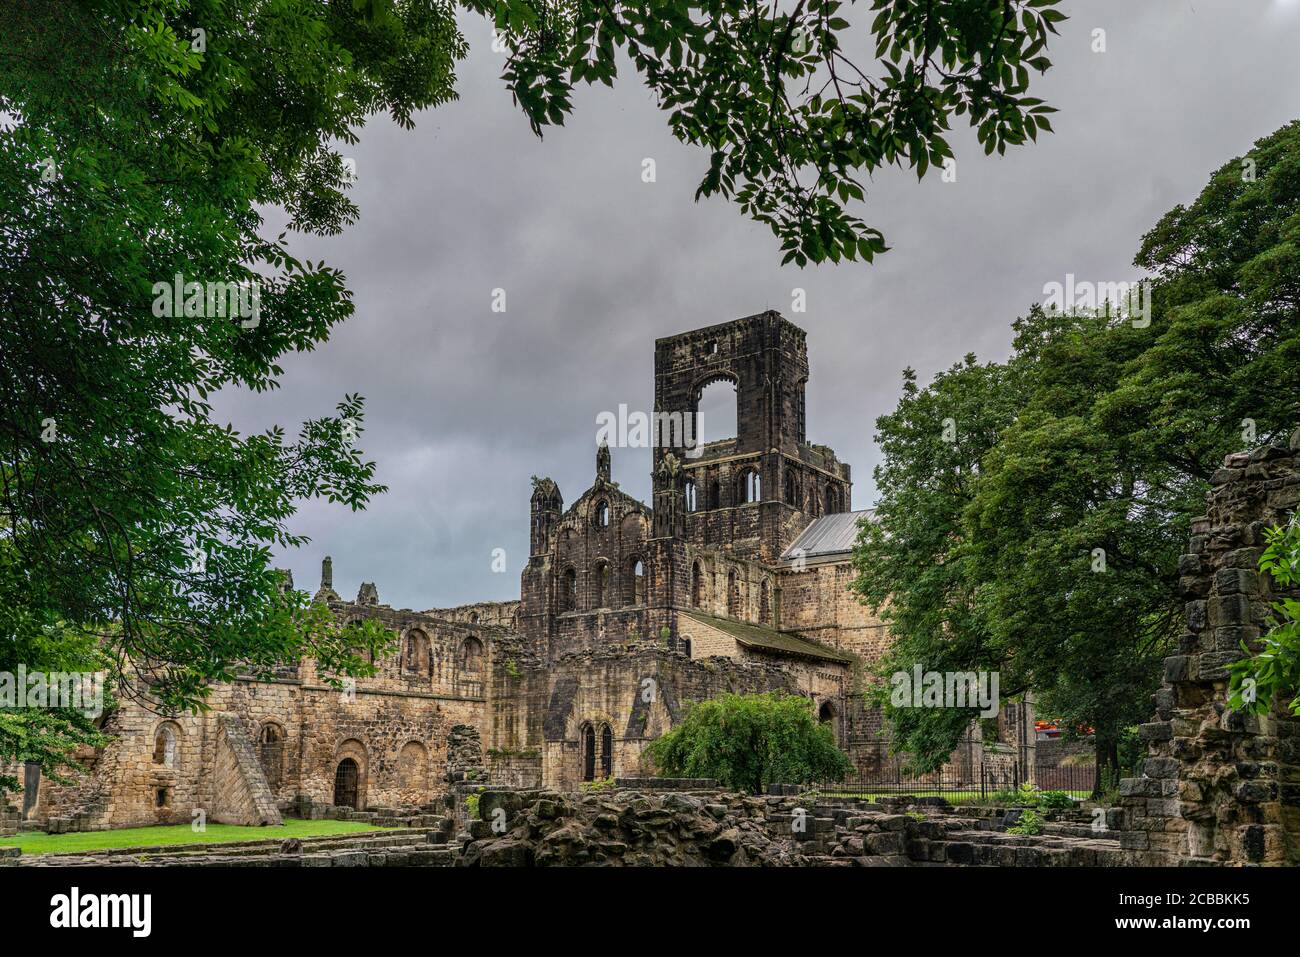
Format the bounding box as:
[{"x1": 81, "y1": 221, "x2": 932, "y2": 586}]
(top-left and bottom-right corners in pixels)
[{"x1": 651, "y1": 311, "x2": 851, "y2": 562}]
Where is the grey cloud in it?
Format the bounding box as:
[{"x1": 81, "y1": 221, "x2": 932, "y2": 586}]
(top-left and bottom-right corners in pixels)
[{"x1": 215, "y1": 1, "x2": 1300, "y2": 610}]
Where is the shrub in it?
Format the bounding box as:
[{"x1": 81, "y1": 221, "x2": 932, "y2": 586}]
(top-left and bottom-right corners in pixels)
[
  {"x1": 1007, "y1": 809, "x2": 1043, "y2": 835},
  {"x1": 644, "y1": 692, "x2": 852, "y2": 795}
]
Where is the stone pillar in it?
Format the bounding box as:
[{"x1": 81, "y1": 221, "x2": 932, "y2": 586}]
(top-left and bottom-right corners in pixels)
[{"x1": 1121, "y1": 432, "x2": 1300, "y2": 865}]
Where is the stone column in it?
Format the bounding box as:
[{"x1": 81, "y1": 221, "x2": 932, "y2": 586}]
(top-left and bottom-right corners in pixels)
[{"x1": 1121, "y1": 431, "x2": 1300, "y2": 865}]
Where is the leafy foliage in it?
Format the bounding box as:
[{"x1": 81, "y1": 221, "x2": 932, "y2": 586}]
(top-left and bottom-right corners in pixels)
[
  {"x1": 0, "y1": 0, "x2": 444, "y2": 777},
  {"x1": 644, "y1": 692, "x2": 852, "y2": 794},
  {"x1": 464, "y1": 0, "x2": 1064, "y2": 264},
  {"x1": 854, "y1": 120, "x2": 1300, "y2": 780},
  {"x1": 1229, "y1": 519, "x2": 1300, "y2": 715}
]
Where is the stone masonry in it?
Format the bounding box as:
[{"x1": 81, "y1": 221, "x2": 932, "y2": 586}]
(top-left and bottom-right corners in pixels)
[{"x1": 1122, "y1": 429, "x2": 1300, "y2": 865}]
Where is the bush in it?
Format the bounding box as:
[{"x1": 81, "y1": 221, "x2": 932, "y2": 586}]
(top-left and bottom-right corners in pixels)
[
  {"x1": 1007, "y1": 809, "x2": 1043, "y2": 836},
  {"x1": 644, "y1": 692, "x2": 853, "y2": 795},
  {"x1": 1038, "y1": 790, "x2": 1074, "y2": 810}
]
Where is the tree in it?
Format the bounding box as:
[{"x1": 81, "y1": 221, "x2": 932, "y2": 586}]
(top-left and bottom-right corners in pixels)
[
  {"x1": 468, "y1": 0, "x2": 1064, "y2": 265},
  {"x1": 852, "y1": 354, "x2": 1023, "y2": 770},
  {"x1": 1, "y1": 0, "x2": 1066, "y2": 783},
  {"x1": 1, "y1": 0, "x2": 444, "y2": 780},
  {"x1": 644, "y1": 692, "x2": 852, "y2": 794},
  {"x1": 853, "y1": 119, "x2": 1300, "y2": 788}
]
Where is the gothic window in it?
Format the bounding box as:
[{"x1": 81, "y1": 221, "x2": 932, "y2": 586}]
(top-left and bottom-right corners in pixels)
[
  {"x1": 708, "y1": 480, "x2": 721, "y2": 510},
  {"x1": 152, "y1": 723, "x2": 179, "y2": 767},
  {"x1": 785, "y1": 468, "x2": 802, "y2": 507},
  {"x1": 691, "y1": 562, "x2": 705, "y2": 607},
  {"x1": 760, "y1": 580, "x2": 771, "y2": 625},
  {"x1": 561, "y1": 567, "x2": 577, "y2": 612},
  {"x1": 727, "y1": 570, "x2": 740, "y2": 617},
  {"x1": 685, "y1": 480, "x2": 697, "y2": 512},
  {"x1": 404, "y1": 629, "x2": 430, "y2": 674},
  {"x1": 595, "y1": 500, "x2": 610, "y2": 528},
  {"x1": 460, "y1": 636, "x2": 484, "y2": 673},
  {"x1": 625, "y1": 558, "x2": 645, "y2": 606},
  {"x1": 580, "y1": 723, "x2": 596, "y2": 782},
  {"x1": 737, "y1": 468, "x2": 760, "y2": 503},
  {"x1": 593, "y1": 562, "x2": 610, "y2": 608},
  {"x1": 825, "y1": 485, "x2": 837, "y2": 514},
  {"x1": 600, "y1": 724, "x2": 613, "y2": 779},
  {"x1": 796, "y1": 379, "x2": 807, "y2": 442},
  {"x1": 259, "y1": 722, "x2": 284, "y2": 790}
]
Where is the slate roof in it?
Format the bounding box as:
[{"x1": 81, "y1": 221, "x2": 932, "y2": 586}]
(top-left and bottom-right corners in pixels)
[
  {"x1": 681, "y1": 613, "x2": 852, "y2": 664},
  {"x1": 780, "y1": 509, "x2": 875, "y2": 563}
]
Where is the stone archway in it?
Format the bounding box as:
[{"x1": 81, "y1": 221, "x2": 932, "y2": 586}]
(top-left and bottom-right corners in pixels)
[
  {"x1": 333, "y1": 758, "x2": 359, "y2": 809},
  {"x1": 332, "y1": 739, "x2": 368, "y2": 810}
]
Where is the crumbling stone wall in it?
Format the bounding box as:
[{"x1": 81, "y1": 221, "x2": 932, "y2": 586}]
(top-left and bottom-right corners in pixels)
[{"x1": 1122, "y1": 432, "x2": 1300, "y2": 865}]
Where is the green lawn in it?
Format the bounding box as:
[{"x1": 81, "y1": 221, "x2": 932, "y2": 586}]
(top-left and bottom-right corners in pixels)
[{"x1": 1, "y1": 818, "x2": 390, "y2": 856}]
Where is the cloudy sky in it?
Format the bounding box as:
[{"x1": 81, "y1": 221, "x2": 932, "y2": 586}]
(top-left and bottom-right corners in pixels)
[{"x1": 218, "y1": 0, "x2": 1300, "y2": 611}]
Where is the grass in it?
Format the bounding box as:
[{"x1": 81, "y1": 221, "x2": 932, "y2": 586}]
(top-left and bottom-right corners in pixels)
[{"x1": 1, "y1": 818, "x2": 391, "y2": 856}]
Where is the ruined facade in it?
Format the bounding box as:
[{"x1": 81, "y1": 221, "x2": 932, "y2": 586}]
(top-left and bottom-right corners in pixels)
[
  {"x1": 1121, "y1": 431, "x2": 1300, "y2": 865},
  {"x1": 9, "y1": 312, "x2": 1008, "y2": 831}
]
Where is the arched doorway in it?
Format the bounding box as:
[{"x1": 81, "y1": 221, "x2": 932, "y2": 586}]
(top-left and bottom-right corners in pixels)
[
  {"x1": 334, "y1": 757, "x2": 360, "y2": 808},
  {"x1": 818, "y1": 701, "x2": 838, "y2": 745}
]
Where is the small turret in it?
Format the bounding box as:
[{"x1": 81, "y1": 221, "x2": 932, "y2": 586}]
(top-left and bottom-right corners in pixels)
[
  {"x1": 596, "y1": 439, "x2": 611, "y2": 483},
  {"x1": 313, "y1": 555, "x2": 341, "y2": 603}
]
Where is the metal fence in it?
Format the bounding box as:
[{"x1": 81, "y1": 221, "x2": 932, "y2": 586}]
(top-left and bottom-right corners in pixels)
[{"x1": 813, "y1": 762, "x2": 1095, "y2": 800}]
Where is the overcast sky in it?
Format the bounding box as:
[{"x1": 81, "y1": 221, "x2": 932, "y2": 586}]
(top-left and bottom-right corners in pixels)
[{"x1": 216, "y1": 0, "x2": 1300, "y2": 611}]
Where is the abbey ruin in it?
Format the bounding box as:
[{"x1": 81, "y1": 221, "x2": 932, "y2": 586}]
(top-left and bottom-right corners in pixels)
[{"x1": 5, "y1": 311, "x2": 1296, "y2": 868}]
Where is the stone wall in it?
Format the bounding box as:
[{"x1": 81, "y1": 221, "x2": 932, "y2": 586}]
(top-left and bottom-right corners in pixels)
[
  {"x1": 1122, "y1": 432, "x2": 1300, "y2": 865},
  {"x1": 777, "y1": 557, "x2": 891, "y2": 663},
  {"x1": 210, "y1": 714, "x2": 281, "y2": 826}
]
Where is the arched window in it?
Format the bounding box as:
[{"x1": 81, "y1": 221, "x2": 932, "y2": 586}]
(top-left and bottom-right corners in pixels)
[
  {"x1": 737, "y1": 468, "x2": 760, "y2": 503},
  {"x1": 152, "y1": 723, "x2": 179, "y2": 768},
  {"x1": 259, "y1": 722, "x2": 284, "y2": 790},
  {"x1": 785, "y1": 469, "x2": 802, "y2": 507},
  {"x1": 695, "y1": 378, "x2": 737, "y2": 443},
  {"x1": 825, "y1": 485, "x2": 837, "y2": 514},
  {"x1": 625, "y1": 558, "x2": 645, "y2": 606},
  {"x1": 600, "y1": 724, "x2": 613, "y2": 779},
  {"x1": 592, "y1": 562, "x2": 610, "y2": 608},
  {"x1": 691, "y1": 562, "x2": 704, "y2": 608},
  {"x1": 580, "y1": 723, "x2": 596, "y2": 782},
  {"x1": 561, "y1": 567, "x2": 577, "y2": 612},
  {"x1": 594, "y1": 500, "x2": 610, "y2": 528},
  {"x1": 404, "y1": 629, "x2": 430, "y2": 675},
  {"x1": 708, "y1": 480, "x2": 721, "y2": 510},
  {"x1": 685, "y1": 480, "x2": 697, "y2": 512},
  {"x1": 460, "y1": 636, "x2": 484, "y2": 673},
  {"x1": 727, "y1": 570, "x2": 740, "y2": 617},
  {"x1": 760, "y1": 580, "x2": 771, "y2": 625}
]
